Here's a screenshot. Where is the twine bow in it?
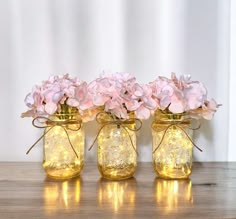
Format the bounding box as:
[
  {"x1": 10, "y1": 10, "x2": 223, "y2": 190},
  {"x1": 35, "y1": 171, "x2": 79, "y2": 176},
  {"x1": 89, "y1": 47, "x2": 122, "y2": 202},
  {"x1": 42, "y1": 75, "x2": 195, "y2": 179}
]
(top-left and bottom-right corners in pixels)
[
  {"x1": 88, "y1": 112, "x2": 142, "y2": 155},
  {"x1": 26, "y1": 116, "x2": 82, "y2": 158},
  {"x1": 152, "y1": 119, "x2": 202, "y2": 154}
]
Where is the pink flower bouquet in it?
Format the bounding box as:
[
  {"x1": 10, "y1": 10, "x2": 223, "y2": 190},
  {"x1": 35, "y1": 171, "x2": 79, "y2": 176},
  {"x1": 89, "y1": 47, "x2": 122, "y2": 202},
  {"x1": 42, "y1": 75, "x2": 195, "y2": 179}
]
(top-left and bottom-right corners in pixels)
[
  {"x1": 87, "y1": 72, "x2": 157, "y2": 120},
  {"x1": 21, "y1": 74, "x2": 93, "y2": 121},
  {"x1": 150, "y1": 73, "x2": 220, "y2": 120}
]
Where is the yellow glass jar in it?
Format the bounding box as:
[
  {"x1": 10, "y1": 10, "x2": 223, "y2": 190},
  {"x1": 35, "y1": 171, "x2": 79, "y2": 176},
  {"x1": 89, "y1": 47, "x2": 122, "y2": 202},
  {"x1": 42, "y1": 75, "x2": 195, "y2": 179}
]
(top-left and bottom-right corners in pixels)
[
  {"x1": 97, "y1": 113, "x2": 137, "y2": 180},
  {"x1": 152, "y1": 110, "x2": 193, "y2": 179},
  {"x1": 43, "y1": 106, "x2": 84, "y2": 179}
]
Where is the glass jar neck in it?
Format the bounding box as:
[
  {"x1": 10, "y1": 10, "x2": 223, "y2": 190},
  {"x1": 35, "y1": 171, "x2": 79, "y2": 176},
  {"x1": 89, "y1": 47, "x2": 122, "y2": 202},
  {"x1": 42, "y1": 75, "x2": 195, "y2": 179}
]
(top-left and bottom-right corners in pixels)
[
  {"x1": 50, "y1": 105, "x2": 81, "y2": 121},
  {"x1": 154, "y1": 110, "x2": 189, "y2": 123},
  {"x1": 99, "y1": 111, "x2": 135, "y2": 124}
]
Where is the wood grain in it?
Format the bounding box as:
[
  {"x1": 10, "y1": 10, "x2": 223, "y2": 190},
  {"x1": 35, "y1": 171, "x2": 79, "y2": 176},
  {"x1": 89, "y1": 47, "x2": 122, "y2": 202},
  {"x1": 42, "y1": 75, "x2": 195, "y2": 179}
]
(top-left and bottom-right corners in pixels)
[{"x1": 0, "y1": 162, "x2": 236, "y2": 219}]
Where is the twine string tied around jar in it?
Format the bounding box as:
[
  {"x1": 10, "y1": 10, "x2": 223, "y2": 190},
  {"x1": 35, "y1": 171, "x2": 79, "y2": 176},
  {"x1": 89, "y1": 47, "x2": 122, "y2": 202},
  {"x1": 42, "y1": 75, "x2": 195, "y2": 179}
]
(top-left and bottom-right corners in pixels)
[
  {"x1": 88, "y1": 112, "x2": 142, "y2": 155},
  {"x1": 26, "y1": 116, "x2": 82, "y2": 158},
  {"x1": 152, "y1": 119, "x2": 202, "y2": 154}
]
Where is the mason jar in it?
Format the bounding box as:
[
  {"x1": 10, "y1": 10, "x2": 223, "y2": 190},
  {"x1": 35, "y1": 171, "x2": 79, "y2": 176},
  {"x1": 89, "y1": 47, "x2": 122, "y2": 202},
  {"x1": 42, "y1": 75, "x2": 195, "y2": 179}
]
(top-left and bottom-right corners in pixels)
[
  {"x1": 152, "y1": 110, "x2": 193, "y2": 179},
  {"x1": 97, "y1": 112, "x2": 137, "y2": 180},
  {"x1": 43, "y1": 106, "x2": 84, "y2": 179}
]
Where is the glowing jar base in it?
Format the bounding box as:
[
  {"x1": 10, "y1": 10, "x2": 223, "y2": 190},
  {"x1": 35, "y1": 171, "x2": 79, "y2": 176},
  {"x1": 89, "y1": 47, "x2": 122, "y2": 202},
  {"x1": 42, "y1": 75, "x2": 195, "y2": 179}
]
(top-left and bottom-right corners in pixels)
[
  {"x1": 153, "y1": 163, "x2": 192, "y2": 179},
  {"x1": 43, "y1": 161, "x2": 84, "y2": 180},
  {"x1": 98, "y1": 163, "x2": 136, "y2": 180}
]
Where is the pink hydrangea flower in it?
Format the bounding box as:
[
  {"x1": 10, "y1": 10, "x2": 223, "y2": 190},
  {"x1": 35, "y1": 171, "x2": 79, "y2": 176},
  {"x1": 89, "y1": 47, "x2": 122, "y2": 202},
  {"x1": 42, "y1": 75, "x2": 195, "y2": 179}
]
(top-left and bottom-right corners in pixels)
[
  {"x1": 88, "y1": 72, "x2": 156, "y2": 119},
  {"x1": 21, "y1": 74, "x2": 92, "y2": 120},
  {"x1": 130, "y1": 83, "x2": 157, "y2": 119},
  {"x1": 150, "y1": 73, "x2": 220, "y2": 120}
]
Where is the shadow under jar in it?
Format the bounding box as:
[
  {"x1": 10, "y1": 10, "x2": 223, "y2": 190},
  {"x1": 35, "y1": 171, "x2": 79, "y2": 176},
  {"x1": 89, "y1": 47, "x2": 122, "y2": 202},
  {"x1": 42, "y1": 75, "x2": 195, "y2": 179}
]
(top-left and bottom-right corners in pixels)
[
  {"x1": 152, "y1": 110, "x2": 193, "y2": 179},
  {"x1": 97, "y1": 113, "x2": 137, "y2": 180},
  {"x1": 43, "y1": 106, "x2": 84, "y2": 179}
]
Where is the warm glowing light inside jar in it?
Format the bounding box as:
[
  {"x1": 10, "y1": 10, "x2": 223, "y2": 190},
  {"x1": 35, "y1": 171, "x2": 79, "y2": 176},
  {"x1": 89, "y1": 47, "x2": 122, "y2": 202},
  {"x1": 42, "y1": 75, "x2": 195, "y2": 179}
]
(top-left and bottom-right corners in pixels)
[
  {"x1": 43, "y1": 122, "x2": 84, "y2": 179},
  {"x1": 152, "y1": 125, "x2": 193, "y2": 179},
  {"x1": 97, "y1": 124, "x2": 137, "y2": 180}
]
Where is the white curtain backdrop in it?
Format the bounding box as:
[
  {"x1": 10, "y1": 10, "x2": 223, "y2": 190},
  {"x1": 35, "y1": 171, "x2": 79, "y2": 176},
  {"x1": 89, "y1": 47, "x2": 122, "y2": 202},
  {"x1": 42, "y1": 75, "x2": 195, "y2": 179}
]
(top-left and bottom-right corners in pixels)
[{"x1": 0, "y1": 0, "x2": 232, "y2": 161}]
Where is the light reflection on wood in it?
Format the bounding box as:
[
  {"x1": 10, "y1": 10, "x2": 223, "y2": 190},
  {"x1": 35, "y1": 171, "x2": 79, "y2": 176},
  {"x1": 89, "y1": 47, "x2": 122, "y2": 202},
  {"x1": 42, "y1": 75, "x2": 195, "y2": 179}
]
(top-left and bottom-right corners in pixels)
[
  {"x1": 154, "y1": 178, "x2": 193, "y2": 213},
  {"x1": 97, "y1": 178, "x2": 136, "y2": 213},
  {"x1": 43, "y1": 178, "x2": 81, "y2": 215}
]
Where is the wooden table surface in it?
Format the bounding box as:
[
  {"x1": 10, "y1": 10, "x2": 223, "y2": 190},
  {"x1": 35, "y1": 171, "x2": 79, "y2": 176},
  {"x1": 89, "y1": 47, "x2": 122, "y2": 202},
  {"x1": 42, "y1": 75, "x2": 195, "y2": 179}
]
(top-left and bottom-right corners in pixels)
[{"x1": 0, "y1": 162, "x2": 236, "y2": 219}]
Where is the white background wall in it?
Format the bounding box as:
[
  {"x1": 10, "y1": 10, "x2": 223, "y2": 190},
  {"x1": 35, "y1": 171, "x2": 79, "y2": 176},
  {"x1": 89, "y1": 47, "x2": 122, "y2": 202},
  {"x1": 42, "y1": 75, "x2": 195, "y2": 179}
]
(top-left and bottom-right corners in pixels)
[
  {"x1": 0, "y1": 0, "x2": 233, "y2": 162},
  {"x1": 228, "y1": 0, "x2": 236, "y2": 161}
]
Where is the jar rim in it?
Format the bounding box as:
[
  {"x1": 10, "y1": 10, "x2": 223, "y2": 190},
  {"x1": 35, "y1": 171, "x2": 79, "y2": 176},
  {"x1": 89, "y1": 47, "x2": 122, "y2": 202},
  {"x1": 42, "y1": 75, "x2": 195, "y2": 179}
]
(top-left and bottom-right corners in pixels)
[
  {"x1": 154, "y1": 109, "x2": 190, "y2": 122},
  {"x1": 100, "y1": 111, "x2": 135, "y2": 120},
  {"x1": 156, "y1": 109, "x2": 188, "y2": 115},
  {"x1": 48, "y1": 111, "x2": 82, "y2": 122}
]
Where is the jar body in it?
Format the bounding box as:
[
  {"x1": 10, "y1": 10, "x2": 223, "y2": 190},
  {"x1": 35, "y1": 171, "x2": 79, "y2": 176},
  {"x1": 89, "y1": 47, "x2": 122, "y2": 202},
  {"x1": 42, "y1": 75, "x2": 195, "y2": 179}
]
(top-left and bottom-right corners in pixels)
[
  {"x1": 97, "y1": 114, "x2": 137, "y2": 180},
  {"x1": 152, "y1": 111, "x2": 193, "y2": 179},
  {"x1": 43, "y1": 113, "x2": 84, "y2": 179}
]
